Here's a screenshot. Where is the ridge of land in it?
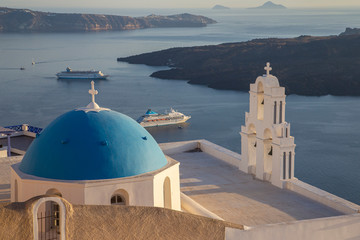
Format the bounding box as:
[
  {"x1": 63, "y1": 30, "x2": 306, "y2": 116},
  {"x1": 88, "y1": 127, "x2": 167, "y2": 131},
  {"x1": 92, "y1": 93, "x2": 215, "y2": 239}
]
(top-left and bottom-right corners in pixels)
[
  {"x1": 118, "y1": 33, "x2": 360, "y2": 96},
  {"x1": 0, "y1": 7, "x2": 216, "y2": 32}
]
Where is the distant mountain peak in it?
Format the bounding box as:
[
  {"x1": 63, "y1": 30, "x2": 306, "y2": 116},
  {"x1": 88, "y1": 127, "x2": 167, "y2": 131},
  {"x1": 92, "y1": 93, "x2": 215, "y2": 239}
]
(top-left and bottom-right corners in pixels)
[
  {"x1": 212, "y1": 5, "x2": 230, "y2": 10},
  {"x1": 250, "y1": 1, "x2": 287, "y2": 9}
]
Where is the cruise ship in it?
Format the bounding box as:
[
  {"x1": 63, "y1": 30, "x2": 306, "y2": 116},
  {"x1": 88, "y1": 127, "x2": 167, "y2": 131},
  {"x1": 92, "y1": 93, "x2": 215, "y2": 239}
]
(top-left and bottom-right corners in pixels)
[
  {"x1": 56, "y1": 67, "x2": 108, "y2": 80},
  {"x1": 137, "y1": 108, "x2": 191, "y2": 127}
]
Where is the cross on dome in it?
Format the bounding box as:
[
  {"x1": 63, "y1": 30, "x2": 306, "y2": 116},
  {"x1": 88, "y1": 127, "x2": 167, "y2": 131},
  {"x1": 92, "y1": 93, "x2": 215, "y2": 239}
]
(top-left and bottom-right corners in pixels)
[
  {"x1": 264, "y1": 62, "x2": 272, "y2": 76},
  {"x1": 89, "y1": 81, "x2": 98, "y2": 104},
  {"x1": 76, "y1": 80, "x2": 110, "y2": 112}
]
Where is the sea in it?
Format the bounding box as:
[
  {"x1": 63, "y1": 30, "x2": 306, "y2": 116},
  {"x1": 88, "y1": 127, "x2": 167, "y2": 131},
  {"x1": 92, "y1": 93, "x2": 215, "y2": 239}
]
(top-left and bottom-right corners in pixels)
[{"x1": 1, "y1": 7, "x2": 360, "y2": 204}]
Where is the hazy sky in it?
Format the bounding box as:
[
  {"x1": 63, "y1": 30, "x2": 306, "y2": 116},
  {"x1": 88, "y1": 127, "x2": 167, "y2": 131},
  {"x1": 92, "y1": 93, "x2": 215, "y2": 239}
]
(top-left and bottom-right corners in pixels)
[{"x1": 1, "y1": 0, "x2": 360, "y2": 9}]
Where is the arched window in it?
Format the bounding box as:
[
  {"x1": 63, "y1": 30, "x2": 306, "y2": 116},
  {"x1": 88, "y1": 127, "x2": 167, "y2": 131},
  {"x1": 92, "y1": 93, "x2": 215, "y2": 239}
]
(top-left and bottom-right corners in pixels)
[
  {"x1": 111, "y1": 195, "x2": 126, "y2": 205},
  {"x1": 279, "y1": 101, "x2": 283, "y2": 123},
  {"x1": 163, "y1": 177, "x2": 172, "y2": 209},
  {"x1": 46, "y1": 188, "x2": 62, "y2": 197},
  {"x1": 289, "y1": 151, "x2": 292, "y2": 179},
  {"x1": 111, "y1": 189, "x2": 129, "y2": 206},
  {"x1": 283, "y1": 152, "x2": 287, "y2": 179},
  {"x1": 273, "y1": 101, "x2": 277, "y2": 124}
]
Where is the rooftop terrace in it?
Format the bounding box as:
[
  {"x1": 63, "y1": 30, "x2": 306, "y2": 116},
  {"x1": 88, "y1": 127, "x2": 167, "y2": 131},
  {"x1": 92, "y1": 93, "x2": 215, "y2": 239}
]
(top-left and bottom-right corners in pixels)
[
  {"x1": 163, "y1": 141, "x2": 343, "y2": 226},
  {"x1": 0, "y1": 138, "x2": 353, "y2": 226},
  {"x1": 0, "y1": 135, "x2": 34, "y2": 154}
]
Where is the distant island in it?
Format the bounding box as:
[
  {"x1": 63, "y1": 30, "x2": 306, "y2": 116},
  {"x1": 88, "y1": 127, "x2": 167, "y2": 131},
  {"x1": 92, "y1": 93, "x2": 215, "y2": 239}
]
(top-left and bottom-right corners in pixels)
[
  {"x1": 249, "y1": 1, "x2": 287, "y2": 9},
  {"x1": 0, "y1": 7, "x2": 216, "y2": 32},
  {"x1": 118, "y1": 31, "x2": 360, "y2": 96},
  {"x1": 212, "y1": 5, "x2": 230, "y2": 10}
]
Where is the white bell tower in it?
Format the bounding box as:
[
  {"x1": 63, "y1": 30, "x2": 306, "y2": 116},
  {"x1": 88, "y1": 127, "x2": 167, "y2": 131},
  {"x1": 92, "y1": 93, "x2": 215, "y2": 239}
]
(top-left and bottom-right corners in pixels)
[{"x1": 240, "y1": 63, "x2": 296, "y2": 188}]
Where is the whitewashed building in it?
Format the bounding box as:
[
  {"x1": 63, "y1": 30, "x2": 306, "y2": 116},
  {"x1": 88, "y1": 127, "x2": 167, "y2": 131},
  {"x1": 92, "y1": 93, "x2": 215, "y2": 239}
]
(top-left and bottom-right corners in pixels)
[{"x1": 10, "y1": 81, "x2": 181, "y2": 210}]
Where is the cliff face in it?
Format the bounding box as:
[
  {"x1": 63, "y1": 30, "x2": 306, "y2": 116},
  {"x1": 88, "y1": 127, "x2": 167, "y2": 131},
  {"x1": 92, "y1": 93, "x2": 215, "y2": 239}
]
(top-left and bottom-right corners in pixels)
[
  {"x1": 118, "y1": 34, "x2": 360, "y2": 96},
  {"x1": 0, "y1": 7, "x2": 216, "y2": 32}
]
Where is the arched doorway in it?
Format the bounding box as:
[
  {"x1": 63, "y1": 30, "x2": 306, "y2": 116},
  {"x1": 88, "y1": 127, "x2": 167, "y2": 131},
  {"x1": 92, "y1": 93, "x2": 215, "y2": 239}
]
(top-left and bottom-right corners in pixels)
[
  {"x1": 111, "y1": 189, "x2": 129, "y2": 206},
  {"x1": 163, "y1": 177, "x2": 171, "y2": 209},
  {"x1": 44, "y1": 189, "x2": 62, "y2": 236},
  {"x1": 34, "y1": 197, "x2": 65, "y2": 240}
]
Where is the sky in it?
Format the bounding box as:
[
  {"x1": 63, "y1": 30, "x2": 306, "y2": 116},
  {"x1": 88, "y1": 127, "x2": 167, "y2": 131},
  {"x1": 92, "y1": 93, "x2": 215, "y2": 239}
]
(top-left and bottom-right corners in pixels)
[{"x1": 1, "y1": 0, "x2": 360, "y2": 9}]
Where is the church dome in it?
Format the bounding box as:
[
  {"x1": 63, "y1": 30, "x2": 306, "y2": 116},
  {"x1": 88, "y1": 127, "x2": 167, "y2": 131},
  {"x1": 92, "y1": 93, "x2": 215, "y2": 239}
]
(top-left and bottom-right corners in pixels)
[{"x1": 19, "y1": 82, "x2": 167, "y2": 180}]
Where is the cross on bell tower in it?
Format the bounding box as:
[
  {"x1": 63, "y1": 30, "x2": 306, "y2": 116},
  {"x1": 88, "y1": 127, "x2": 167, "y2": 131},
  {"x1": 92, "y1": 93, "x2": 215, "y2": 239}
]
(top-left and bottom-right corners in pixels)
[{"x1": 264, "y1": 62, "x2": 272, "y2": 76}]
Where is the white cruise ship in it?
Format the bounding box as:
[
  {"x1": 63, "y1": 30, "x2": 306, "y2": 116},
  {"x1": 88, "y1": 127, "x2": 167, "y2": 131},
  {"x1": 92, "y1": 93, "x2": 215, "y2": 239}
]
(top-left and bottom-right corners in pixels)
[
  {"x1": 56, "y1": 67, "x2": 108, "y2": 80},
  {"x1": 137, "y1": 108, "x2": 191, "y2": 127}
]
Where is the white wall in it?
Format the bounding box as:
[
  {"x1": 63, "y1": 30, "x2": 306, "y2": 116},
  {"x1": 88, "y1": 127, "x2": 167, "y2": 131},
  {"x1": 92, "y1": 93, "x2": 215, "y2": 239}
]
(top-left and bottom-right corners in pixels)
[
  {"x1": 286, "y1": 179, "x2": 359, "y2": 214},
  {"x1": 84, "y1": 177, "x2": 154, "y2": 206},
  {"x1": 160, "y1": 140, "x2": 241, "y2": 169},
  {"x1": 226, "y1": 213, "x2": 360, "y2": 240},
  {"x1": 11, "y1": 160, "x2": 181, "y2": 211},
  {"x1": 160, "y1": 141, "x2": 198, "y2": 155},
  {"x1": 199, "y1": 140, "x2": 241, "y2": 168},
  {"x1": 153, "y1": 161, "x2": 181, "y2": 211},
  {"x1": 11, "y1": 168, "x2": 85, "y2": 204}
]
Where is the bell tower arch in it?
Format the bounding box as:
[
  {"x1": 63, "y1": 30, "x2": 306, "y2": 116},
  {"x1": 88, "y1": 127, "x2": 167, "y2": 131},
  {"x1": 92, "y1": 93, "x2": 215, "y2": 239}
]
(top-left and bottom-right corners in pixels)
[{"x1": 257, "y1": 81, "x2": 264, "y2": 120}]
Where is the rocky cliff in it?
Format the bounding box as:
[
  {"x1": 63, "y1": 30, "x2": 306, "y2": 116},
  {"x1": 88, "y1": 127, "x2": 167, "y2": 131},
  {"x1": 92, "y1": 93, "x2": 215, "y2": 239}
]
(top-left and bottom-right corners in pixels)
[
  {"x1": 118, "y1": 34, "x2": 360, "y2": 96},
  {"x1": 340, "y1": 27, "x2": 360, "y2": 36},
  {"x1": 0, "y1": 7, "x2": 216, "y2": 32}
]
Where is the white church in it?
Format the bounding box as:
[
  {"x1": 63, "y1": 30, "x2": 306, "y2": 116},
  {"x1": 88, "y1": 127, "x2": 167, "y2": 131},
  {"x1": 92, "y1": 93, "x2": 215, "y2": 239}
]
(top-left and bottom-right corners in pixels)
[
  {"x1": 1, "y1": 63, "x2": 360, "y2": 240},
  {"x1": 11, "y1": 81, "x2": 180, "y2": 210}
]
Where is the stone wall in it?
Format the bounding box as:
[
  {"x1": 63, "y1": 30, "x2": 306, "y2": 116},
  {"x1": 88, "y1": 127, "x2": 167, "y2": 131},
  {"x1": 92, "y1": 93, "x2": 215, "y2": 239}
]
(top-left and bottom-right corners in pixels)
[{"x1": 0, "y1": 195, "x2": 242, "y2": 240}]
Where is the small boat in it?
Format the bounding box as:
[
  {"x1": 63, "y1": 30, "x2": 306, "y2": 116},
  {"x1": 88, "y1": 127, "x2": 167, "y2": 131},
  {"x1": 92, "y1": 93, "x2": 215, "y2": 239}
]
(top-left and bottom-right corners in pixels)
[
  {"x1": 56, "y1": 67, "x2": 108, "y2": 80},
  {"x1": 137, "y1": 108, "x2": 191, "y2": 128},
  {"x1": 20, "y1": 67, "x2": 25, "y2": 70}
]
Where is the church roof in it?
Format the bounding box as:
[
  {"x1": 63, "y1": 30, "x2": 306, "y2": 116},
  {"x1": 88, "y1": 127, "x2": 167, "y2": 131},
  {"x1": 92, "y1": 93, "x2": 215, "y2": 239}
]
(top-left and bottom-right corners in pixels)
[
  {"x1": 19, "y1": 82, "x2": 167, "y2": 180},
  {"x1": 256, "y1": 62, "x2": 280, "y2": 88},
  {"x1": 260, "y1": 74, "x2": 280, "y2": 88}
]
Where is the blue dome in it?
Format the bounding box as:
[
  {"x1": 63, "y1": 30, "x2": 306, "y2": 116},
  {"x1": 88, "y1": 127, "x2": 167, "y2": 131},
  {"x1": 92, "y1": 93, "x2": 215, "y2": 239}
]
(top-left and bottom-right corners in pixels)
[{"x1": 19, "y1": 109, "x2": 168, "y2": 180}]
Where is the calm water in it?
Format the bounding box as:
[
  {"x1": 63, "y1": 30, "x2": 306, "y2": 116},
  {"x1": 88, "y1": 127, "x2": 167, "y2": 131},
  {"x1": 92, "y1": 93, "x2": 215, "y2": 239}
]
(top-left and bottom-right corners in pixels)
[{"x1": 1, "y1": 8, "x2": 360, "y2": 203}]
